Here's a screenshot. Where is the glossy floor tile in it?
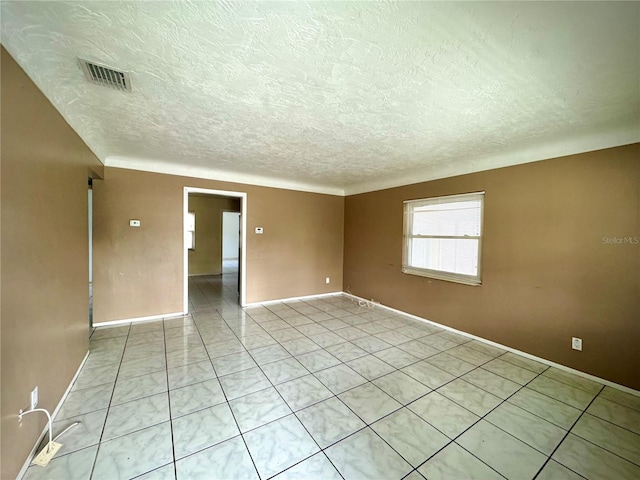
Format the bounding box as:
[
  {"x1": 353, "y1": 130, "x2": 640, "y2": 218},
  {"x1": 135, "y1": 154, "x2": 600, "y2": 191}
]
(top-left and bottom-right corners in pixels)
[
  {"x1": 22, "y1": 273, "x2": 640, "y2": 480},
  {"x1": 171, "y1": 403, "x2": 239, "y2": 459},
  {"x1": 243, "y1": 414, "x2": 320, "y2": 478},
  {"x1": 371, "y1": 408, "x2": 449, "y2": 467},
  {"x1": 457, "y1": 419, "x2": 547, "y2": 479},
  {"x1": 175, "y1": 436, "x2": 258, "y2": 480},
  {"x1": 296, "y1": 397, "x2": 365, "y2": 448},
  {"x1": 23, "y1": 445, "x2": 98, "y2": 480},
  {"x1": 229, "y1": 386, "x2": 292, "y2": 432},
  {"x1": 325, "y1": 428, "x2": 412, "y2": 479},
  {"x1": 338, "y1": 383, "x2": 402, "y2": 424},
  {"x1": 271, "y1": 452, "x2": 342, "y2": 480},
  {"x1": 408, "y1": 391, "x2": 481, "y2": 439},
  {"x1": 418, "y1": 442, "x2": 504, "y2": 480}
]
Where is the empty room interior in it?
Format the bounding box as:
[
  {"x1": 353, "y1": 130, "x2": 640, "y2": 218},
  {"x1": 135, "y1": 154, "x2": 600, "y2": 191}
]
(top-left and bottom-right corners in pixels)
[{"x1": 1, "y1": 2, "x2": 639, "y2": 480}]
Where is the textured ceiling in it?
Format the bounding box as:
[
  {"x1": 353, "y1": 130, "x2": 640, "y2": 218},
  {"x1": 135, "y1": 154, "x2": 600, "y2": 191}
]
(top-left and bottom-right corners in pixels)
[{"x1": 2, "y1": 1, "x2": 639, "y2": 195}]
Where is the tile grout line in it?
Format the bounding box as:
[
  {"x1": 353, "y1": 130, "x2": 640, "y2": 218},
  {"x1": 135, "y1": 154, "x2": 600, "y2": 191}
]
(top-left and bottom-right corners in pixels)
[
  {"x1": 531, "y1": 384, "x2": 605, "y2": 479},
  {"x1": 405, "y1": 355, "x2": 556, "y2": 478},
  {"x1": 223, "y1": 299, "x2": 348, "y2": 479},
  {"x1": 435, "y1": 348, "x2": 613, "y2": 415},
  {"x1": 226, "y1": 292, "x2": 318, "y2": 478},
  {"x1": 241, "y1": 297, "x2": 483, "y2": 478},
  {"x1": 87, "y1": 322, "x2": 132, "y2": 480},
  {"x1": 563, "y1": 426, "x2": 640, "y2": 469},
  {"x1": 295, "y1": 300, "x2": 487, "y2": 477},
  {"x1": 102, "y1": 327, "x2": 548, "y2": 436},
  {"x1": 577, "y1": 407, "x2": 640, "y2": 438},
  {"x1": 375, "y1": 353, "x2": 526, "y2": 479},
  {"x1": 279, "y1": 297, "x2": 415, "y2": 474},
  {"x1": 118, "y1": 320, "x2": 179, "y2": 479},
  {"x1": 88, "y1": 332, "x2": 174, "y2": 477},
  {"x1": 161, "y1": 317, "x2": 179, "y2": 480},
  {"x1": 551, "y1": 381, "x2": 640, "y2": 469},
  {"x1": 248, "y1": 305, "x2": 355, "y2": 434},
  {"x1": 189, "y1": 291, "x2": 263, "y2": 480}
]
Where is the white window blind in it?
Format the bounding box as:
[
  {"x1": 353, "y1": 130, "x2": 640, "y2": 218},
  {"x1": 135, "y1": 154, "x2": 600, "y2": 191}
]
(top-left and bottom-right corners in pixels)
[{"x1": 403, "y1": 192, "x2": 484, "y2": 285}]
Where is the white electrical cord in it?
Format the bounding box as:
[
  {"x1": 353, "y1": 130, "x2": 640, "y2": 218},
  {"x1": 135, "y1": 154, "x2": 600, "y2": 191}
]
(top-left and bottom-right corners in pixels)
[
  {"x1": 18, "y1": 409, "x2": 81, "y2": 452},
  {"x1": 53, "y1": 422, "x2": 81, "y2": 442},
  {"x1": 18, "y1": 408, "x2": 54, "y2": 453},
  {"x1": 346, "y1": 287, "x2": 378, "y2": 309}
]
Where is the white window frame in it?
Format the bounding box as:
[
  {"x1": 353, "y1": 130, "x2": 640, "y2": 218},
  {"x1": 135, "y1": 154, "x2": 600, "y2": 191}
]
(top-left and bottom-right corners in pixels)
[{"x1": 403, "y1": 191, "x2": 484, "y2": 286}]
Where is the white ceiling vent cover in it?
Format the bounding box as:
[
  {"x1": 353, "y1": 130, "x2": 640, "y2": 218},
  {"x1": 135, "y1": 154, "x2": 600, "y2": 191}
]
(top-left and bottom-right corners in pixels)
[{"x1": 79, "y1": 58, "x2": 131, "y2": 92}]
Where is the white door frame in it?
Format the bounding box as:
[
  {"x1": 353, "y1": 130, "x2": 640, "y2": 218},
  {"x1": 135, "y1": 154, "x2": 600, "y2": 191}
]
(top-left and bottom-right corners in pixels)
[{"x1": 183, "y1": 187, "x2": 247, "y2": 311}]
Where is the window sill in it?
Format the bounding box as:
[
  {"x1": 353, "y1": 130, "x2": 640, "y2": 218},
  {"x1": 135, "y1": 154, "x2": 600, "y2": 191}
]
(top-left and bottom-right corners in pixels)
[{"x1": 402, "y1": 267, "x2": 481, "y2": 286}]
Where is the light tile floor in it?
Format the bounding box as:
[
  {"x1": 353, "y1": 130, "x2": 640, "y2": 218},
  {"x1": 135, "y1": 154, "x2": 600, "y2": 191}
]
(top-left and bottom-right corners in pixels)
[{"x1": 23, "y1": 273, "x2": 640, "y2": 480}]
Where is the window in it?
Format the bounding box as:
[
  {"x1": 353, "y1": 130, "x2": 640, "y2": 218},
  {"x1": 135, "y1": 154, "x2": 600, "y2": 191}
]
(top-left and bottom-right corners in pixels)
[
  {"x1": 186, "y1": 211, "x2": 196, "y2": 250},
  {"x1": 403, "y1": 191, "x2": 484, "y2": 285}
]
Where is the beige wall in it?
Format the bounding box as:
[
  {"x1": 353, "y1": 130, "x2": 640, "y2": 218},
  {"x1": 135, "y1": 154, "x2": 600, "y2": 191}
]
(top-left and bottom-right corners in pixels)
[
  {"x1": 93, "y1": 168, "x2": 344, "y2": 323},
  {"x1": 188, "y1": 195, "x2": 240, "y2": 275},
  {"x1": 344, "y1": 144, "x2": 640, "y2": 390},
  {"x1": 1, "y1": 47, "x2": 103, "y2": 479}
]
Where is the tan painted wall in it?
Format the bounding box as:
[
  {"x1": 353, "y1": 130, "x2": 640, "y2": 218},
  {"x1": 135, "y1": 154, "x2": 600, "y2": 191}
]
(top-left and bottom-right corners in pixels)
[
  {"x1": 1, "y1": 47, "x2": 103, "y2": 479},
  {"x1": 93, "y1": 168, "x2": 344, "y2": 323},
  {"x1": 188, "y1": 195, "x2": 240, "y2": 275},
  {"x1": 344, "y1": 144, "x2": 640, "y2": 390}
]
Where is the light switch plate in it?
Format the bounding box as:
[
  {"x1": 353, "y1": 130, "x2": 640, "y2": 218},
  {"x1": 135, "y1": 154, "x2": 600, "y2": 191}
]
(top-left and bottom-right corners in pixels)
[
  {"x1": 129, "y1": 220, "x2": 141, "y2": 227},
  {"x1": 255, "y1": 227, "x2": 263, "y2": 234}
]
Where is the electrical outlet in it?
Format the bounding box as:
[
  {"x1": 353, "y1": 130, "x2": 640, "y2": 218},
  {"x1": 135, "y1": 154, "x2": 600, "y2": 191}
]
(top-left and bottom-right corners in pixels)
[
  {"x1": 325, "y1": 277, "x2": 330, "y2": 284},
  {"x1": 30, "y1": 386, "x2": 38, "y2": 410},
  {"x1": 32, "y1": 441, "x2": 62, "y2": 466},
  {"x1": 572, "y1": 337, "x2": 583, "y2": 351}
]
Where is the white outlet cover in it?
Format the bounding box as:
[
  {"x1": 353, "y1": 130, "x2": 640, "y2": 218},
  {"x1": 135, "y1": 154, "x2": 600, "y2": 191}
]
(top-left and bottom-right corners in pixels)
[
  {"x1": 129, "y1": 219, "x2": 141, "y2": 227},
  {"x1": 572, "y1": 337, "x2": 583, "y2": 351},
  {"x1": 255, "y1": 227, "x2": 263, "y2": 234},
  {"x1": 32, "y1": 442, "x2": 62, "y2": 467},
  {"x1": 30, "y1": 386, "x2": 38, "y2": 410}
]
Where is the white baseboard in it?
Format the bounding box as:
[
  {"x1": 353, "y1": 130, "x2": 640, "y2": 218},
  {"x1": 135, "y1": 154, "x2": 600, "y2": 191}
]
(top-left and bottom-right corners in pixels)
[
  {"x1": 17, "y1": 350, "x2": 90, "y2": 480},
  {"x1": 343, "y1": 293, "x2": 640, "y2": 397},
  {"x1": 244, "y1": 291, "x2": 343, "y2": 307},
  {"x1": 93, "y1": 311, "x2": 185, "y2": 328}
]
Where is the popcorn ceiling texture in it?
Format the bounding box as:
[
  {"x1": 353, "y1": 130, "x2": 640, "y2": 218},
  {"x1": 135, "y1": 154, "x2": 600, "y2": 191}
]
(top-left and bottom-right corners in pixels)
[{"x1": 2, "y1": 1, "x2": 638, "y2": 194}]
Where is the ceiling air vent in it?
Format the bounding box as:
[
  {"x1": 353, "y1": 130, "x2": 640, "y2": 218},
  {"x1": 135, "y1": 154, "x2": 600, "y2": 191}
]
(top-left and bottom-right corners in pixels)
[{"x1": 79, "y1": 58, "x2": 131, "y2": 92}]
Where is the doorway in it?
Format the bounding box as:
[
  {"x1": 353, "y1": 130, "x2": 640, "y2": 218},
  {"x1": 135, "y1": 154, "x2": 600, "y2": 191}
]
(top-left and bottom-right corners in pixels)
[{"x1": 183, "y1": 187, "x2": 247, "y2": 313}]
